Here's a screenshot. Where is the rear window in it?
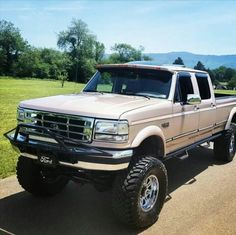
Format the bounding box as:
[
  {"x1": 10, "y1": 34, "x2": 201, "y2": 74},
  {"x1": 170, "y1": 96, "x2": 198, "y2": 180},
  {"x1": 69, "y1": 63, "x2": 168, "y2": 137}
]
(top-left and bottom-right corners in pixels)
[{"x1": 196, "y1": 73, "x2": 211, "y2": 100}]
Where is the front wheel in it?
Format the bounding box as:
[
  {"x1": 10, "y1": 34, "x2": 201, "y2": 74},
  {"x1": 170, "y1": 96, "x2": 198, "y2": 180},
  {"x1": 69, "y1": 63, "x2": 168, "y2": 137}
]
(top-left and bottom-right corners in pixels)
[
  {"x1": 112, "y1": 156, "x2": 168, "y2": 228},
  {"x1": 17, "y1": 156, "x2": 69, "y2": 196}
]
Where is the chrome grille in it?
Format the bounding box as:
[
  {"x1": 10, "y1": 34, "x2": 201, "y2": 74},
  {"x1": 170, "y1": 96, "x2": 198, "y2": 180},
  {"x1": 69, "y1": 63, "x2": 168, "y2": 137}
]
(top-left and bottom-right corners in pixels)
[{"x1": 24, "y1": 111, "x2": 94, "y2": 142}]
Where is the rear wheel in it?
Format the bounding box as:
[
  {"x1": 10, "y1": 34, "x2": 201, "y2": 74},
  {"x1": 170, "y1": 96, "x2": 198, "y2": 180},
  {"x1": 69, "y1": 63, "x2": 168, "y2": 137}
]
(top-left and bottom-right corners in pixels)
[
  {"x1": 17, "y1": 156, "x2": 69, "y2": 196},
  {"x1": 214, "y1": 125, "x2": 236, "y2": 162},
  {"x1": 112, "y1": 156, "x2": 168, "y2": 228}
]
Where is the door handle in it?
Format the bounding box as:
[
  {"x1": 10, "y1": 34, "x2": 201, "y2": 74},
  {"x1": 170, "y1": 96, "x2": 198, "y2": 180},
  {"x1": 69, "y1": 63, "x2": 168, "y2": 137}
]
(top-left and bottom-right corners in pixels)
[
  {"x1": 211, "y1": 103, "x2": 216, "y2": 108},
  {"x1": 194, "y1": 105, "x2": 199, "y2": 111}
]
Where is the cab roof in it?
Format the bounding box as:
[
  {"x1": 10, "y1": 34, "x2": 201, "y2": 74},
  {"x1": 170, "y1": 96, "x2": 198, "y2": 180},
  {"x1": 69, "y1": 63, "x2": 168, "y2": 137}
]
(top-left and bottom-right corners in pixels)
[{"x1": 96, "y1": 61, "x2": 208, "y2": 74}]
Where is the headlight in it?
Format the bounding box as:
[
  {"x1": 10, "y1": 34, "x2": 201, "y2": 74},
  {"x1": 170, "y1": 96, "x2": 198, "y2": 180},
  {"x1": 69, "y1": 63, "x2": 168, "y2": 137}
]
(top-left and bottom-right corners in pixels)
[
  {"x1": 17, "y1": 108, "x2": 25, "y2": 121},
  {"x1": 94, "y1": 120, "x2": 129, "y2": 142},
  {"x1": 17, "y1": 108, "x2": 37, "y2": 123}
]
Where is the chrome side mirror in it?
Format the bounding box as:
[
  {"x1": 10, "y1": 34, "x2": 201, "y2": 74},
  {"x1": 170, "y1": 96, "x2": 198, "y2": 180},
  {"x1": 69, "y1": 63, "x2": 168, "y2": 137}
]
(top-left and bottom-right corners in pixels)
[{"x1": 187, "y1": 94, "x2": 201, "y2": 105}]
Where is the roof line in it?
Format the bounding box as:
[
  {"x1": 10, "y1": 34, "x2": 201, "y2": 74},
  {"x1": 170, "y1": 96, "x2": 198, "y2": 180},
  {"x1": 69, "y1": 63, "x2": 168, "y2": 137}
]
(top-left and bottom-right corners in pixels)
[{"x1": 96, "y1": 63, "x2": 208, "y2": 74}]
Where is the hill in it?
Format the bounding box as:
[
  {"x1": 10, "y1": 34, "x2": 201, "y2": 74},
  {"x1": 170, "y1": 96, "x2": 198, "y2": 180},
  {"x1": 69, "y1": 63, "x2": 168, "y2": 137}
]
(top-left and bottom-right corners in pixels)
[{"x1": 144, "y1": 52, "x2": 236, "y2": 69}]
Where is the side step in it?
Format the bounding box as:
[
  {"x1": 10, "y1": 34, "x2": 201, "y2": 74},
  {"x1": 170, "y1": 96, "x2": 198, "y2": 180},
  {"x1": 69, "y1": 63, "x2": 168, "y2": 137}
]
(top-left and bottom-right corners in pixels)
[{"x1": 176, "y1": 151, "x2": 189, "y2": 160}]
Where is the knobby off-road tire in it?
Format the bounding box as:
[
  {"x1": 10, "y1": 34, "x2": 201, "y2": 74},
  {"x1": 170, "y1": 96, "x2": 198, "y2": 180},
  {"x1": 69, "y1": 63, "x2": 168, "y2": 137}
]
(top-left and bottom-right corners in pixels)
[
  {"x1": 214, "y1": 125, "x2": 236, "y2": 162},
  {"x1": 112, "y1": 156, "x2": 168, "y2": 228},
  {"x1": 17, "y1": 156, "x2": 69, "y2": 196}
]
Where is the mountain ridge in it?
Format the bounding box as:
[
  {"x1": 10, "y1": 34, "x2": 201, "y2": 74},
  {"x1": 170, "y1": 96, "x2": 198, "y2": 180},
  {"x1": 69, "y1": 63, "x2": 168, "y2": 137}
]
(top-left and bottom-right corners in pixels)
[{"x1": 144, "y1": 52, "x2": 236, "y2": 69}]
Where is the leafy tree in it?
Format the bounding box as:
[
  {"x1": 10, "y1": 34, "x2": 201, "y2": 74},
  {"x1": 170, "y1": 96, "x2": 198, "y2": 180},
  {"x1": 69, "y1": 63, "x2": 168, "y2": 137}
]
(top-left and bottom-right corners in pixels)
[
  {"x1": 194, "y1": 61, "x2": 206, "y2": 71},
  {"x1": 57, "y1": 19, "x2": 98, "y2": 83},
  {"x1": 143, "y1": 55, "x2": 152, "y2": 61},
  {"x1": 223, "y1": 68, "x2": 235, "y2": 82},
  {"x1": 110, "y1": 43, "x2": 143, "y2": 63},
  {"x1": 0, "y1": 20, "x2": 27, "y2": 75},
  {"x1": 228, "y1": 74, "x2": 236, "y2": 89},
  {"x1": 14, "y1": 47, "x2": 41, "y2": 77},
  {"x1": 212, "y1": 66, "x2": 236, "y2": 83},
  {"x1": 173, "y1": 57, "x2": 184, "y2": 65},
  {"x1": 40, "y1": 48, "x2": 71, "y2": 79},
  {"x1": 15, "y1": 47, "x2": 71, "y2": 80},
  {"x1": 94, "y1": 41, "x2": 105, "y2": 63},
  {"x1": 58, "y1": 71, "x2": 68, "y2": 88},
  {"x1": 213, "y1": 66, "x2": 226, "y2": 82}
]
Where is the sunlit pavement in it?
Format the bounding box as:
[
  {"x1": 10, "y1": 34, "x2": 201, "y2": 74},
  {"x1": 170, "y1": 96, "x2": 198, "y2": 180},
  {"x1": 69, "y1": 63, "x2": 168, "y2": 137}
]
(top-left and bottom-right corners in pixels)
[{"x1": 0, "y1": 145, "x2": 236, "y2": 235}]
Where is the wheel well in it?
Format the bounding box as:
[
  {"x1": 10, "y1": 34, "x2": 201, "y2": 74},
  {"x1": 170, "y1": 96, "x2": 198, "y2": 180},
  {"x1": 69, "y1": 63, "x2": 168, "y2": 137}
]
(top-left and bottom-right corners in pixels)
[
  {"x1": 232, "y1": 113, "x2": 236, "y2": 124},
  {"x1": 135, "y1": 135, "x2": 165, "y2": 159}
]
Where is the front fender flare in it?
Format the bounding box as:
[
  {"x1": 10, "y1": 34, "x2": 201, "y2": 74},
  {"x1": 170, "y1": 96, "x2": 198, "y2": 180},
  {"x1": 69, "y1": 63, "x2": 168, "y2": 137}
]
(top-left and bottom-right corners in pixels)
[{"x1": 131, "y1": 125, "x2": 166, "y2": 155}]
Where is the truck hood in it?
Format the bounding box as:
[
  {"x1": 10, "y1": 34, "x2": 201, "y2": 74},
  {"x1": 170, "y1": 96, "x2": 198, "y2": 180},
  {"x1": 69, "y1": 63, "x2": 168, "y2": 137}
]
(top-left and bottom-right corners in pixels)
[{"x1": 19, "y1": 92, "x2": 167, "y2": 119}]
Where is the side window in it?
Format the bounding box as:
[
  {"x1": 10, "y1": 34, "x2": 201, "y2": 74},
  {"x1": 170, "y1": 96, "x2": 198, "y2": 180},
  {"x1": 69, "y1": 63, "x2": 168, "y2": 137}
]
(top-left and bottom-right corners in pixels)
[
  {"x1": 175, "y1": 73, "x2": 194, "y2": 103},
  {"x1": 196, "y1": 73, "x2": 211, "y2": 99}
]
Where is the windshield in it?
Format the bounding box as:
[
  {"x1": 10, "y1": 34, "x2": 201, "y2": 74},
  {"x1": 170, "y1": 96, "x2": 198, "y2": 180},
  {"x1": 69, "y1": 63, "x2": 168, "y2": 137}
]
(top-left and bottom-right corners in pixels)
[{"x1": 83, "y1": 68, "x2": 173, "y2": 99}]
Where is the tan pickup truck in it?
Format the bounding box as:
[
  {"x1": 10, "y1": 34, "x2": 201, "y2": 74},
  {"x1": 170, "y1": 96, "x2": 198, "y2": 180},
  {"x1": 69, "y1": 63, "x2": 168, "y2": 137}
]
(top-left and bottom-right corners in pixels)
[{"x1": 5, "y1": 62, "x2": 236, "y2": 228}]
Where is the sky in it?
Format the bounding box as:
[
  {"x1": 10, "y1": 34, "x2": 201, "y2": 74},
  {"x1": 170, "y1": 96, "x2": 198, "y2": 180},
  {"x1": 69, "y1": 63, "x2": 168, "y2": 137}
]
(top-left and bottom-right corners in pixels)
[{"x1": 0, "y1": 0, "x2": 236, "y2": 55}]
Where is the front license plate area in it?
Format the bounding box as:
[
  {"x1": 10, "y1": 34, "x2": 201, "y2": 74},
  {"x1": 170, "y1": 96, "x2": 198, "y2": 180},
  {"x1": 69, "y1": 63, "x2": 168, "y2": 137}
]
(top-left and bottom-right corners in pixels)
[{"x1": 38, "y1": 154, "x2": 58, "y2": 167}]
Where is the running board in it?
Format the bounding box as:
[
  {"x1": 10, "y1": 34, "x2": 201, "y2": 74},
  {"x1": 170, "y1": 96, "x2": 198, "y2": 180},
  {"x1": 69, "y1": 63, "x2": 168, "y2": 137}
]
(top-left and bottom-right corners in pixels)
[
  {"x1": 176, "y1": 151, "x2": 189, "y2": 160},
  {"x1": 164, "y1": 133, "x2": 222, "y2": 161}
]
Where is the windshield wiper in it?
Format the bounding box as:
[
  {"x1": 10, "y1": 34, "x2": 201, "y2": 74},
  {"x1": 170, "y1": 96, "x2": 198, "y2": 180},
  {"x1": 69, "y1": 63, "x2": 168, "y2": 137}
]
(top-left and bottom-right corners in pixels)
[
  {"x1": 123, "y1": 92, "x2": 151, "y2": 100},
  {"x1": 83, "y1": 90, "x2": 104, "y2": 94}
]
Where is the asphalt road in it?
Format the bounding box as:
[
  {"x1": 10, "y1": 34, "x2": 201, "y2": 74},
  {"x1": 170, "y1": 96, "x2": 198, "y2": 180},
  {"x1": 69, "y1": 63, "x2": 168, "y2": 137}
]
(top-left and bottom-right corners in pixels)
[{"x1": 0, "y1": 145, "x2": 236, "y2": 235}]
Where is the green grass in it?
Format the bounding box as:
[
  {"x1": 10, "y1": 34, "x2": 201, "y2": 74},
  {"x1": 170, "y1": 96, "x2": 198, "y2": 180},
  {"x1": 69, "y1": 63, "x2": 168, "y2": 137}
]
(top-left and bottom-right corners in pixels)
[
  {"x1": 0, "y1": 77, "x2": 84, "y2": 178},
  {"x1": 215, "y1": 89, "x2": 236, "y2": 95}
]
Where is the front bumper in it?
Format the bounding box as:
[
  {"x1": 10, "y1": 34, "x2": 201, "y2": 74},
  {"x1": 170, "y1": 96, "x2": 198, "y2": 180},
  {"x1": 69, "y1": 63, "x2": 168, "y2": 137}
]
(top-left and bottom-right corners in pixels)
[{"x1": 4, "y1": 124, "x2": 133, "y2": 171}]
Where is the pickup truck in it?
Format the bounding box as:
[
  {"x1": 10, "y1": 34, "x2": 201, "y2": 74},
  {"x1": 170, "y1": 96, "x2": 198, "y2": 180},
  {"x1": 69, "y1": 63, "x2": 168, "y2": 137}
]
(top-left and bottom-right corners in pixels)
[{"x1": 5, "y1": 63, "x2": 236, "y2": 228}]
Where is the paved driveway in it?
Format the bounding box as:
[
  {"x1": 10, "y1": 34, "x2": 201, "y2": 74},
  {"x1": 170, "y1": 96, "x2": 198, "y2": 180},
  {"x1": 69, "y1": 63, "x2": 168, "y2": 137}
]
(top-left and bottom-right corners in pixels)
[{"x1": 0, "y1": 146, "x2": 236, "y2": 235}]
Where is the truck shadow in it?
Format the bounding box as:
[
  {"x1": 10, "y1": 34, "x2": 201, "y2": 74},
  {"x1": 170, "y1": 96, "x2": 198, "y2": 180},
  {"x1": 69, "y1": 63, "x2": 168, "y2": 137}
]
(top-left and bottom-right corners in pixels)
[{"x1": 0, "y1": 146, "x2": 225, "y2": 235}]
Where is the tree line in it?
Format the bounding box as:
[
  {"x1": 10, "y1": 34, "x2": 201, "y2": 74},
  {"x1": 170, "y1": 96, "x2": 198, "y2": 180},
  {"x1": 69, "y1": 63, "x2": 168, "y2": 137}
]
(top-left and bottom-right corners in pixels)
[
  {"x1": 0, "y1": 19, "x2": 149, "y2": 85},
  {"x1": 173, "y1": 57, "x2": 236, "y2": 88},
  {"x1": 1, "y1": 19, "x2": 236, "y2": 88}
]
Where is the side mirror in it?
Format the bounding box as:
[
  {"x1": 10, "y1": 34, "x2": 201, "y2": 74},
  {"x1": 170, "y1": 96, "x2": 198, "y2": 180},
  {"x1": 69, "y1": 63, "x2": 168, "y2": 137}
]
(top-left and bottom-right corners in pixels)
[{"x1": 187, "y1": 94, "x2": 201, "y2": 105}]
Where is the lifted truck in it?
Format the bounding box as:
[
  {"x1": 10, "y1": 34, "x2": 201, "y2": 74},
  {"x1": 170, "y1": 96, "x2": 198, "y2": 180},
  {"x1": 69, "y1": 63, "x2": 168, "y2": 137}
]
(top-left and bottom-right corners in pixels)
[{"x1": 5, "y1": 62, "x2": 236, "y2": 228}]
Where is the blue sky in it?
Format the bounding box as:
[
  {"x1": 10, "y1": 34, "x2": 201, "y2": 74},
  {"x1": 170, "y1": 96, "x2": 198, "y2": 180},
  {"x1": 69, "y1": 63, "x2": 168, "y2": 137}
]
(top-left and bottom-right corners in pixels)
[{"x1": 0, "y1": 0, "x2": 236, "y2": 55}]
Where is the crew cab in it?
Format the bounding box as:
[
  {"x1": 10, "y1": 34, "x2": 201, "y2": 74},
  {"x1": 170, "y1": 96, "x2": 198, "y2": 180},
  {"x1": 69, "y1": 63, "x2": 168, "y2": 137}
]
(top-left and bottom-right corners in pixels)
[{"x1": 5, "y1": 62, "x2": 236, "y2": 228}]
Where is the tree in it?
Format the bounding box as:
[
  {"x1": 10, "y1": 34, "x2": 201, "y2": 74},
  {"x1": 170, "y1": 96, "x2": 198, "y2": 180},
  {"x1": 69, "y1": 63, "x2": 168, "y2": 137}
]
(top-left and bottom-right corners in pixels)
[
  {"x1": 0, "y1": 20, "x2": 27, "y2": 75},
  {"x1": 223, "y1": 68, "x2": 235, "y2": 82},
  {"x1": 14, "y1": 47, "x2": 41, "y2": 77},
  {"x1": 40, "y1": 48, "x2": 71, "y2": 80},
  {"x1": 212, "y1": 66, "x2": 236, "y2": 83},
  {"x1": 173, "y1": 57, "x2": 184, "y2": 65},
  {"x1": 15, "y1": 47, "x2": 71, "y2": 80},
  {"x1": 143, "y1": 55, "x2": 152, "y2": 61},
  {"x1": 194, "y1": 61, "x2": 206, "y2": 71},
  {"x1": 94, "y1": 41, "x2": 105, "y2": 63},
  {"x1": 57, "y1": 19, "x2": 98, "y2": 83},
  {"x1": 110, "y1": 43, "x2": 143, "y2": 63},
  {"x1": 228, "y1": 74, "x2": 236, "y2": 89}
]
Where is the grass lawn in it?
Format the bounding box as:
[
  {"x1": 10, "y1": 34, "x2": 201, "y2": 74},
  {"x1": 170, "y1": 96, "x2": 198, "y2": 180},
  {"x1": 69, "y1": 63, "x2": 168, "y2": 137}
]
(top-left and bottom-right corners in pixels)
[
  {"x1": 214, "y1": 89, "x2": 236, "y2": 95},
  {"x1": 0, "y1": 77, "x2": 84, "y2": 178}
]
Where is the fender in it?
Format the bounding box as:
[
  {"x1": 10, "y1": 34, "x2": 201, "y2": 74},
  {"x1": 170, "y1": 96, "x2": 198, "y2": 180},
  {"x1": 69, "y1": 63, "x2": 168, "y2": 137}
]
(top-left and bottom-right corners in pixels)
[
  {"x1": 131, "y1": 125, "x2": 166, "y2": 155},
  {"x1": 225, "y1": 107, "x2": 236, "y2": 130}
]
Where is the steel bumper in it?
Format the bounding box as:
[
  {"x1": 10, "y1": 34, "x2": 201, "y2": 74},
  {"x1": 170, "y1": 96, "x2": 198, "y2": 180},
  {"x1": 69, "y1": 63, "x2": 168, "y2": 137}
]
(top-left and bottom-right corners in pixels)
[{"x1": 4, "y1": 124, "x2": 132, "y2": 171}]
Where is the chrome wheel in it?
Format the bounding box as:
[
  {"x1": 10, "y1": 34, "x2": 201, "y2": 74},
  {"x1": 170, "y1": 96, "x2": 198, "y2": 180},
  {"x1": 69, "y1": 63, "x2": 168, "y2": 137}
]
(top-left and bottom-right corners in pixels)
[
  {"x1": 229, "y1": 133, "x2": 235, "y2": 155},
  {"x1": 140, "y1": 175, "x2": 159, "y2": 212}
]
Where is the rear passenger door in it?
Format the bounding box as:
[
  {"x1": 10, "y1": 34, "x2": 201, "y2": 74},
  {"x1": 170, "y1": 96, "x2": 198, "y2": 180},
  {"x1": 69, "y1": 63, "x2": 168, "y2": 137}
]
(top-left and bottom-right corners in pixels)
[
  {"x1": 167, "y1": 72, "x2": 199, "y2": 153},
  {"x1": 195, "y1": 73, "x2": 216, "y2": 141}
]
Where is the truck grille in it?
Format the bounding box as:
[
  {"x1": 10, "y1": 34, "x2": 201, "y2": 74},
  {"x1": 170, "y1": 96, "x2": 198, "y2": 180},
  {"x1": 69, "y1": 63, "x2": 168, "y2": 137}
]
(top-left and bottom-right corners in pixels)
[{"x1": 25, "y1": 111, "x2": 94, "y2": 142}]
